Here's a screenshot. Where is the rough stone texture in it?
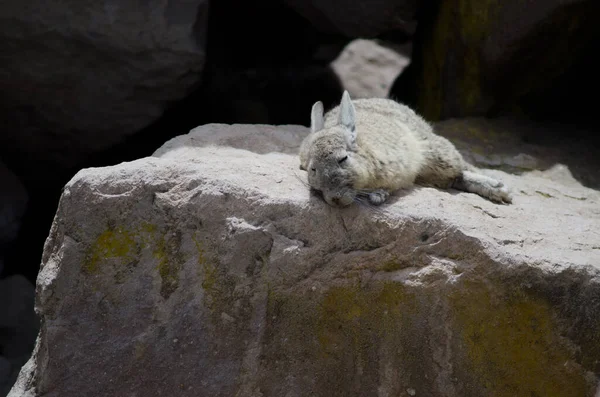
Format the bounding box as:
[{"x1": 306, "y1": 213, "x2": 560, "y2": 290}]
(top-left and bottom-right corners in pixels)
[
  {"x1": 0, "y1": 275, "x2": 38, "y2": 397},
  {"x1": 392, "y1": 0, "x2": 600, "y2": 121},
  {"x1": 9, "y1": 123, "x2": 600, "y2": 397},
  {"x1": 0, "y1": 160, "x2": 28, "y2": 275},
  {"x1": 0, "y1": 0, "x2": 208, "y2": 183},
  {"x1": 331, "y1": 39, "x2": 410, "y2": 99},
  {"x1": 284, "y1": 0, "x2": 419, "y2": 38}
]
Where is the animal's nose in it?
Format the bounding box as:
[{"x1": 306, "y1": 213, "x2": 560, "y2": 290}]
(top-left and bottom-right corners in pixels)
[{"x1": 331, "y1": 197, "x2": 340, "y2": 205}]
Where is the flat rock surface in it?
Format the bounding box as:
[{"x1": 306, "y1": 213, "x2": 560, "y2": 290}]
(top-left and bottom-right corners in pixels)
[{"x1": 9, "y1": 123, "x2": 600, "y2": 397}]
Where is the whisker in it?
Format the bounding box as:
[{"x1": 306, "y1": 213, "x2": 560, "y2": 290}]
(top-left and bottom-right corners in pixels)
[
  {"x1": 292, "y1": 171, "x2": 310, "y2": 188},
  {"x1": 353, "y1": 188, "x2": 380, "y2": 194},
  {"x1": 292, "y1": 172, "x2": 387, "y2": 212}
]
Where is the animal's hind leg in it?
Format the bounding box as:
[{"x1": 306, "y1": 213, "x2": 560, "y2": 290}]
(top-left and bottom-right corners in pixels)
[{"x1": 453, "y1": 170, "x2": 512, "y2": 204}]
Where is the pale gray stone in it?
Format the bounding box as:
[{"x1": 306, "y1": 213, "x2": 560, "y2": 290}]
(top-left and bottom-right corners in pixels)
[
  {"x1": 8, "y1": 123, "x2": 600, "y2": 397},
  {"x1": 331, "y1": 39, "x2": 410, "y2": 99}
]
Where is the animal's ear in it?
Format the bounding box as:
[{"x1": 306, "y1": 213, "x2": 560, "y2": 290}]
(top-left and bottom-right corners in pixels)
[
  {"x1": 310, "y1": 101, "x2": 324, "y2": 133},
  {"x1": 338, "y1": 90, "x2": 356, "y2": 148}
]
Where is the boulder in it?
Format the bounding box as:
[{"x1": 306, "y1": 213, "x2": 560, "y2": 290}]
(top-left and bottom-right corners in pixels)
[
  {"x1": 9, "y1": 123, "x2": 600, "y2": 397},
  {"x1": 331, "y1": 39, "x2": 410, "y2": 99},
  {"x1": 0, "y1": 0, "x2": 208, "y2": 183},
  {"x1": 391, "y1": 0, "x2": 600, "y2": 122}
]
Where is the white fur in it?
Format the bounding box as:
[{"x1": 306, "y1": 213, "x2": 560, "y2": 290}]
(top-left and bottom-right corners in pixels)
[
  {"x1": 299, "y1": 91, "x2": 512, "y2": 206},
  {"x1": 322, "y1": 96, "x2": 427, "y2": 191}
]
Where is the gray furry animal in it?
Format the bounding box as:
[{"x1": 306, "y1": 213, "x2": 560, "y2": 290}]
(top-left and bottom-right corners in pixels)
[{"x1": 298, "y1": 91, "x2": 512, "y2": 207}]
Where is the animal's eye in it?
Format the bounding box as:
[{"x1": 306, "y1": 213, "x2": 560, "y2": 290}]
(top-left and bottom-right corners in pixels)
[
  {"x1": 311, "y1": 167, "x2": 316, "y2": 172},
  {"x1": 338, "y1": 156, "x2": 348, "y2": 164}
]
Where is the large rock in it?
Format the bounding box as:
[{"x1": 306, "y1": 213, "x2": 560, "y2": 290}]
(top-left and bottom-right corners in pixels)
[
  {"x1": 0, "y1": 0, "x2": 208, "y2": 183},
  {"x1": 9, "y1": 123, "x2": 600, "y2": 397},
  {"x1": 392, "y1": 0, "x2": 600, "y2": 121}
]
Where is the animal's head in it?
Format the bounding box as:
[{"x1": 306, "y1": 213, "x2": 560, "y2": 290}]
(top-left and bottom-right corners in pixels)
[{"x1": 299, "y1": 90, "x2": 360, "y2": 207}]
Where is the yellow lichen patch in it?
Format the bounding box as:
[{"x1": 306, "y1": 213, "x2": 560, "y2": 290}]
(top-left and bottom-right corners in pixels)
[
  {"x1": 192, "y1": 234, "x2": 208, "y2": 273},
  {"x1": 85, "y1": 226, "x2": 136, "y2": 274},
  {"x1": 139, "y1": 222, "x2": 157, "y2": 246},
  {"x1": 261, "y1": 281, "x2": 431, "y2": 395},
  {"x1": 152, "y1": 232, "x2": 183, "y2": 299},
  {"x1": 457, "y1": 0, "x2": 498, "y2": 42},
  {"x1": 450, "y1": 281, "x2": 590, "y2": 396},
  {"x1": 84, "y1": 222, "x2": 189, "y2": 297},
  {"x1": 316, "y1": 282, "x2": 417, "y2": 359},
  {"x1": 192, "y1": 233, "x2": 238, "y2": 326},
  {"x1": 201, "y1": 261, "x2": 218, "y2": 299},
  {"x1": 377, "y1": 260, "x2": 408, "y2": 272},
  {"x1": 192, "y1": 233, "x2": 219, "y2": 306}
]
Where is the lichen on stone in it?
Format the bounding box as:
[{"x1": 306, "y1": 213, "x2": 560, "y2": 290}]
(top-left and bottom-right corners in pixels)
[
  {"x1": 84, "y1": 226, "x2": 136, "y2": 274},
  {"x1": 449, "y1": 280, "x2": 592, "y2": 396}
]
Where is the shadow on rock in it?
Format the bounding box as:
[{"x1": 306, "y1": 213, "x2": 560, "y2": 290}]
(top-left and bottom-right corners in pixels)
[{"x1": 435, "y1": 117, "x2": 600, "y2": 191}]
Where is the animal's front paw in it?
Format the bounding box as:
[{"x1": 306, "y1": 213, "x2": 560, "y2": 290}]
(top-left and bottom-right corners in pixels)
[
  {"x1": 495, "y1": 185, "x2": 513, "y2": 204},
  {"x1": 368, "y1": 189, "x2": 389, "y2": 206},
  {"x1": 485, "y1": 181, "x2": 513, "y2": 204}
]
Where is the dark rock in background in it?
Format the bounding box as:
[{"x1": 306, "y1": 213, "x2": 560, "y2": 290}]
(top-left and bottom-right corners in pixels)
[
  {"x1": 284, "y1": 0, "x2": 420, "y2": 38},
  {"x1": 0, "y1": 0, "x2": 209, "y2": 187},
  {"x1": 390, "y1": 0, "x2": 600, "y2": 125},
  {"x1": 0, "y1": 275, "x2": 38, "y2": 397},
  {"x1": 195, "y1": 0, "x2": 349, "y2": 126},
  {"x1": 0, "y1": 161, "x2": 28, "y2": 277},
  {"x1": 198, "y1": 64, "x2": 344, "y2": 125},
  {"x1": 434, "y1": 117, "x2": 600, "y2": 190}
]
